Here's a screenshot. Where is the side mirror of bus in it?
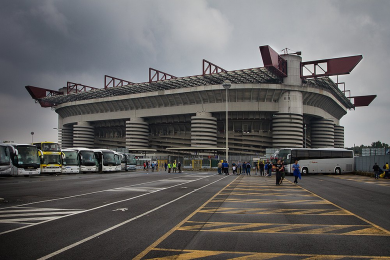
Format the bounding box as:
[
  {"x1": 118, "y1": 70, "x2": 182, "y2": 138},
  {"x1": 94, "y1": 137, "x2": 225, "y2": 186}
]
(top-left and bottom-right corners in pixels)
[
  {"x1": 14, "y1": 149, "x2": 18, "y2": 156},
  {"x1": 287, "y1": 154, "x2": 290, "y2": 160}
]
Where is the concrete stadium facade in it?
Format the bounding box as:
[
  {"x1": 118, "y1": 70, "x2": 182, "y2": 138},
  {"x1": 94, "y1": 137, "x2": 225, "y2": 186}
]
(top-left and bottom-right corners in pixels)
[{"x1": 40, "y1": 51, "x2": 355, "y2": 156}]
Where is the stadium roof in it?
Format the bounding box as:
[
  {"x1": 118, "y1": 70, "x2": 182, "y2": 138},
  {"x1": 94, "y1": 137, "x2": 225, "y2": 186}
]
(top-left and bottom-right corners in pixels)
[{"x1": 38, "y1": 66, "x2": 354, "y2": 109}]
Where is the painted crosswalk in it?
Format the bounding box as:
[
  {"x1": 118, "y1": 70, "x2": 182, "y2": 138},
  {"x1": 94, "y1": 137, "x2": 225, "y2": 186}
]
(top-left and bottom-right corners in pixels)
[{"x1": 0, "y1": 207, "x2": 84, "y2": 225}]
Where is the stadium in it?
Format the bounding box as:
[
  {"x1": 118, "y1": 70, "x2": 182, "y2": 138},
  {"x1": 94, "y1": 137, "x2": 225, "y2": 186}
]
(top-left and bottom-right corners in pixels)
[{"x1": 26, "y1": 45, "x2": 375, "y2": 157}]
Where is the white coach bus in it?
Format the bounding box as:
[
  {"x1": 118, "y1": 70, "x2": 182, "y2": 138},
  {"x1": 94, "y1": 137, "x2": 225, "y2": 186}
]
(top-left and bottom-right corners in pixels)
[
  {"x1": 0, "y1": 143, "x2": 41, "y2": 176},
  {"x1": 276, "y1": 148, "x2": 354, "y2": 175},
  {"x1": 61, "y1": 149, "x2": 80, "y2": 174}
]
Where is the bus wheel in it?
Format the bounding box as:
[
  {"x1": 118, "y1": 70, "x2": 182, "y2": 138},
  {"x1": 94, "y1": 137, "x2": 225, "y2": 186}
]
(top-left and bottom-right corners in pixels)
[
  {"x1": 335, "y1": 167, "x2": 341, "y2": 175},
  {"x1": 302, "y1": 167, "x2": 308, "y2": 175}
]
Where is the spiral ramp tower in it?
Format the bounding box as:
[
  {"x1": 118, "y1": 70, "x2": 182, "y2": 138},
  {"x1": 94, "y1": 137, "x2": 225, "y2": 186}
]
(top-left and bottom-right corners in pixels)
[
  {"x1": 310, "y1": 119, "x2": 335, "y2": 148},
  {"x1": 73, "y1": 122, "x2": 94, "y2": 148},
  {"x1": 191, "y1": 112, "x2": 217, "y2": 147},
  {"x1": 334, "y1": 125, "x2": 345, "y2": 148},
  {"x1": 59, "y1": 125, "x2": 73, "y2": 149},
  {"x1": 272, "y1": 113, "x2": 303, "y2": 148},
  {"x1": 126, "y1": 118, "x2": 149, "y2": 150}
]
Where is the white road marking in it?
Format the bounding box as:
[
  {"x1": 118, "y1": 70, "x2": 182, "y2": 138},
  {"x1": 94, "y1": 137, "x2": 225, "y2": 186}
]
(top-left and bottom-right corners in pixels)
[
  {"x1": 37, "y1": 176, "x2": 229, "y2": 260},
  {"x1": 0, "y1": 176, "x2": 212, "y2": 235}
]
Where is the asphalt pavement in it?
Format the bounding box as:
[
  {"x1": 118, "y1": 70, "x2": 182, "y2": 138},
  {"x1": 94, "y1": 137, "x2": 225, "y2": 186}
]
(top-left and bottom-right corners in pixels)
[{"x1": 0, "y1": 170, "x2": 389, "y2": 259}]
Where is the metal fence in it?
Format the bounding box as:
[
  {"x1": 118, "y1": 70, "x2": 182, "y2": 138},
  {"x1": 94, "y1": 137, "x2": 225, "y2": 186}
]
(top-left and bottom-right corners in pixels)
[{"x1": 354, "y1": 155, "x2": 390, "y2": 172}]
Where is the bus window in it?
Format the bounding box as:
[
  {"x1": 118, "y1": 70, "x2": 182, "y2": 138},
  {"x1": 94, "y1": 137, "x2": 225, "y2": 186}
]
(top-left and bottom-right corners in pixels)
[
  {"x1": 297, "y1": 150, "x2": 309, "y2": 160},
  {"x1": 343, "y1": 151, "x2": 353, "y2": 158},
  {"x1": 331, "y1": 151, "x2": 343, "y2": 158},
  {"x1": 320, "y1": 151, "x2": 332, "y2": 158},
  {"x1": 309, "y1": 150, "x2": 320, "y2": 159}
]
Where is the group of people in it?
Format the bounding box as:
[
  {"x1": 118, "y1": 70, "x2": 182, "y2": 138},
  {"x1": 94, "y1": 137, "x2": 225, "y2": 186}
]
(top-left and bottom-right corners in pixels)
[
  {"x1": 164, "y1": 161, "x2": 182, "y2": 173},
  {"x1": 373, "y1": 162, "x2": 389, "y2": 179},
  {"x1": 217, "y1": 159, "x2": 302, "y2": 185}
]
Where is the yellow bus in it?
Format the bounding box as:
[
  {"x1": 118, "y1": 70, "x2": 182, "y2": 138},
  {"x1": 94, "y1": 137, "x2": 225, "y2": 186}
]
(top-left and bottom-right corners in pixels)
[{"x1": 33, "y1": 142, "x2": 63, "y2": 174}]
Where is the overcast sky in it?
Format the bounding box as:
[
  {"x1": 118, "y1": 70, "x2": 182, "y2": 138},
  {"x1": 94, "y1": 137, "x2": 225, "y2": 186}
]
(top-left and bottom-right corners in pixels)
[{"x1": 1, "y1": 0, "x2": 389, "y2": 148}]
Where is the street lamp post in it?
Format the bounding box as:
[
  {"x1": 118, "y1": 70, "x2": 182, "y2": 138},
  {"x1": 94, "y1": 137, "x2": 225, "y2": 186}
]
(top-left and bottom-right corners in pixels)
[
  {"x1": 222, "y1": 80, "x2": 231, "y2": 163},
  {"x1": 31, "y1": 132, "x2": 34, "y2": 144}
]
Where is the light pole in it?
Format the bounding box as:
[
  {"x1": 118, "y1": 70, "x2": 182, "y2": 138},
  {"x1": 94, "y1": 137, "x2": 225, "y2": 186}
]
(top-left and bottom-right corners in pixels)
[
  {"x1": 222, "y1": 80, "x2": 231, "y2": 163},
  {"x1": 31, "y1": 132, "x2": 34, "y2": 144}
]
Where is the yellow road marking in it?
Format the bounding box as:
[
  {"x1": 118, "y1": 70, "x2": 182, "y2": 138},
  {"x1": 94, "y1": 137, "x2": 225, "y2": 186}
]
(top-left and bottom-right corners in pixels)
[
  {"x1": 178, "y1": 221, "x2": 389, "y2": 236},
  {"x1": 133, "y1": 176, "x2": 240, "y2": 260},
  {"x1": 211, "y1": 198, "x2": 329, "y2": 204},
  {"x1": 198, "y1": 207, "x2": 349, "y2": 215},
  {"x1": 145, "y1": 248, "x2": 390, "y2": 259},
  {"x1": 288, "y1": 179, "x2": 390, "y2": 235},
  {"x1": 219, "y1": 192, "x2": 313, "y2": 197}
]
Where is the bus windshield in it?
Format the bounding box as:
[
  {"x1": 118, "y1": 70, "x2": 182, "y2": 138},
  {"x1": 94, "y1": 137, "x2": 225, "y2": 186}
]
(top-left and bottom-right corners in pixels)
[
  {"x1": 63, "y1": 151, "x2": 79, "y2": 166},
  {"x1": 16, "y1": 146, "x2": 40, "y2": 165},
  {"x1": 80, "y1": 151, "x2": 96, "y2": 166},
  {"x1": 278, "y1": 149, "x2": 292, "y2": 164},
  {"x1": 102, "y1": 152, "x2": 115, "y2": 165},
  {"x1": 127, "y1": 155, "x2": 136, "y2": 165},
  {"x1": 0, "y1": 146, "x2": 11, "y2": 166},
  {"x1": 41, "y1": 143, "x2": 60, "y2": 152},
  {"x1": 43, "y1": 154, "x2": 62, "y2": 165}
]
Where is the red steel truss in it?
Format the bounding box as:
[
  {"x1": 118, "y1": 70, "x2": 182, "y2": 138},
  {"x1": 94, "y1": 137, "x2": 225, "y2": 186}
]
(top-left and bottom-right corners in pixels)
[
  {"x1": 149, "y1": 68, "x2": 176, "y2": 83},
  {"x1": 67, "y1": 82, "x2": 97, "y2": 94},
  {"x1": 202, "y1": 59, "x2": 227, "y2": 75},
  {"x1": 259, "y1": 45, "x2": 287, "y2": 77},
  {"x1": 25, "y1": 85, "x2": 63, "y2": 107},
  {"x1": 104, "y1": 75, "x2": 133, "y2": 89},
  {"x1": 349, "y1": 95, "x2": 377, "y2": 107},
  {"x1": 301, "y1": 55, "x2": 363, "y2": 79}
]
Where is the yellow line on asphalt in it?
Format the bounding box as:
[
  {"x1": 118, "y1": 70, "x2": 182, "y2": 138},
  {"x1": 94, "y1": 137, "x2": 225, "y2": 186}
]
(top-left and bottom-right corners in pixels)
[
  {"x1": 287, "y1": 179, "x2": 390, "y2": 235},
  {"x1": 198, "y1": 207, "x2": 349, "y2": 215},
  {"x1": 133, "y1": 176, "x2": 240, "y2": 260},
  {"x1": 211, "y1": 198, "x2": 329, "y2": 204},
  {"x1": 178, "y1": 221, "x2": 389, "y2": 236},
  {"x1": 147, "y1": 248, "x2": 390, "y2": 259}
]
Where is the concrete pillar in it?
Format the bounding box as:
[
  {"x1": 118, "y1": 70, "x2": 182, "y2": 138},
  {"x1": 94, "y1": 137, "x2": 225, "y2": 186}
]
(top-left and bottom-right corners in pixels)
[
  {"x1": 311, "y1": 118, "x2": 335, "y2": 148},
  {"x1": 73, "y1": 122, "x2": 94, "y2": 148},
  {"x1": 273, "y1": 91, "x2": 303, "y2": 148},
  {"x1": 334, "y1": 125, "x2": 345, "y2": 148},
  {"x1": 59, "y1": 125, "x2": 73, "y2": 149},
  {"x1": 191, "y1": 112, "x2": 217, "y2": 147},
  {"x1": 281, "y1": 54, "x2": 302, "y2": 86},
  {"x1": 272, "y1": 113, "x2": 303, "y2": 148},
  {"x1": 126, "y1": 118, "x2": 149, "y2": 150}
]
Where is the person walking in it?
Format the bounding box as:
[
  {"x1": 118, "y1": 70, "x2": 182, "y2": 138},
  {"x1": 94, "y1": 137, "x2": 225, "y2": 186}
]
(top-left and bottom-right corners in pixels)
[
  {"x1": 384, "y1": 162, "x2": 389, "y2": 179},
  {"x1": 217, "y1": 160, "x2": 222, "y2": 175},
  {"x1": 260, "y1": 161, "x2": 265, "y2": 176},
  {"x1": 267, "y1": 161, "x2": 272, "y2": 177},
  {"x1": 168, "y1": 162, "x2": 172, "y2": 173},
  {"x1": 246, "y1": 162, "x2": 251, "y2": 176},
  {"x1": 173, "y1": 161, "x2": 177, "y2": 173},
  {"x1": 164, "y1": 162, "x2": 168, "y2": 171},
  {"x1": 292, "y1": 160, "x2": 301, "y2": 184},
  {"x1": 373, "y1": 163, "x2": 381, "y2": 179},
  {"x1": 223, "y1": 160, "x2": 229, "y2": 175},
  {"x1": 275, "y1": 160, "x2": 283, "y2": 185},
  {"x1": 242, "y1": 162, "x2": 246, "y2": 175},
  {"x1": 178, "y1": 162, "x2": 182, "y2": 173},
  {"x1": 280, "y1": 160, "x2": 285, "y2": 184},
  {"x1": 232, "y1": 162, "x2": 237, "y2": 175}
]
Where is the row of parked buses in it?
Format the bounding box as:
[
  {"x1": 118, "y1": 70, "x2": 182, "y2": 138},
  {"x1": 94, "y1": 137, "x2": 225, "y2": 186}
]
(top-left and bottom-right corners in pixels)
[{"x1": 0, "y1": 142, "x2": 137, "y2": 177}]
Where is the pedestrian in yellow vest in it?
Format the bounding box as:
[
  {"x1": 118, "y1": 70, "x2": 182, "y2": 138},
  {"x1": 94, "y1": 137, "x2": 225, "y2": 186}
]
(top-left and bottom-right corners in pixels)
[
  {"x1": 173, "y1": 162, "x2": 177, "y2": 173},
  {"x1": 168, "y1": 162, "x2": 172, "y2": 173}
]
